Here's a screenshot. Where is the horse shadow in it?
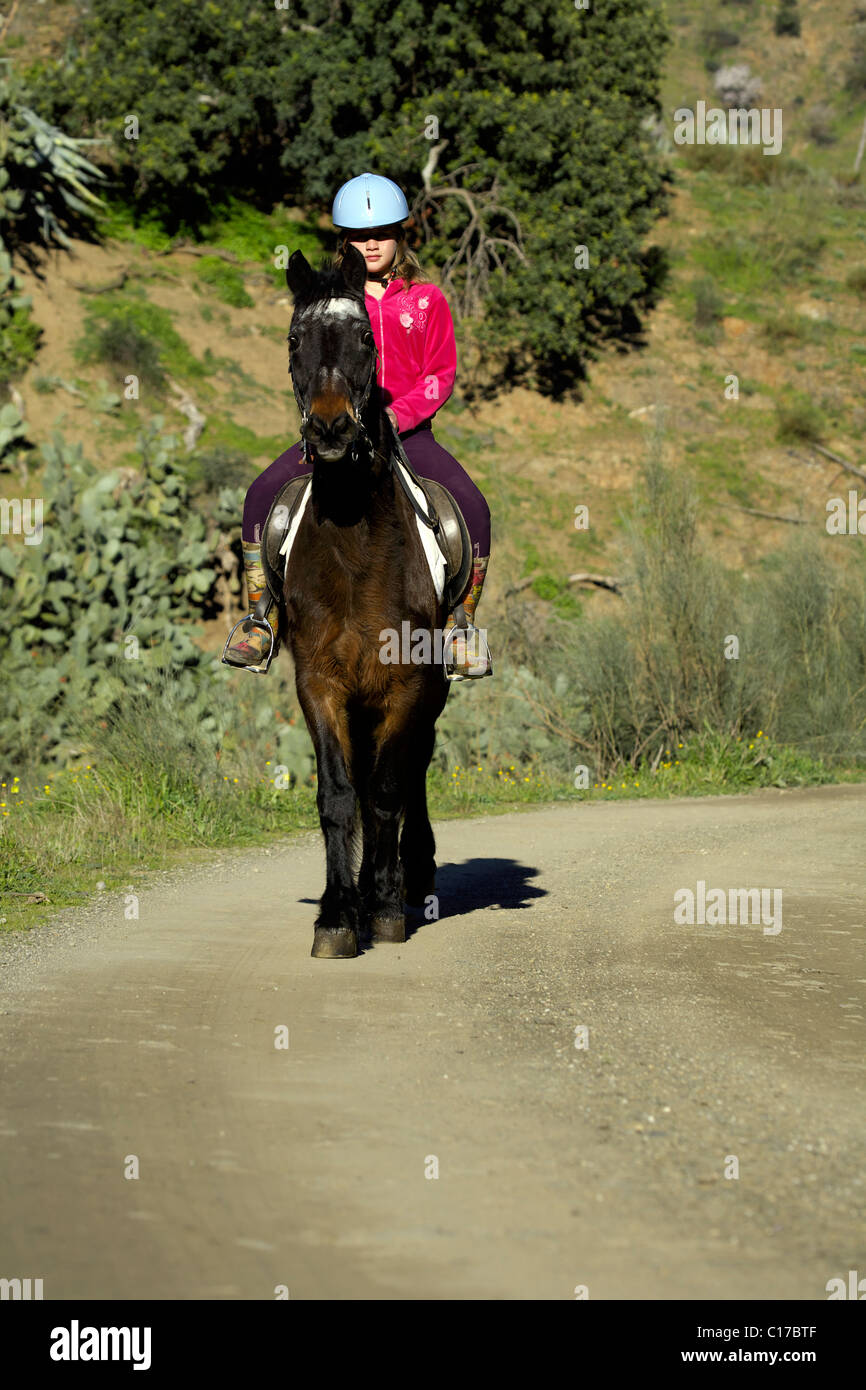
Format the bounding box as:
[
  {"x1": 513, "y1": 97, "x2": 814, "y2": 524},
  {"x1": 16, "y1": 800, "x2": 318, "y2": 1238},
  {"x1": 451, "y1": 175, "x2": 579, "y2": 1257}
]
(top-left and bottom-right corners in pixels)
[
  {"x1": 299, "y1": 857, "x2": 546, "y2": 951},
  {"x1": 404, "y1": 856, "x2": 547, "y2": 940}
]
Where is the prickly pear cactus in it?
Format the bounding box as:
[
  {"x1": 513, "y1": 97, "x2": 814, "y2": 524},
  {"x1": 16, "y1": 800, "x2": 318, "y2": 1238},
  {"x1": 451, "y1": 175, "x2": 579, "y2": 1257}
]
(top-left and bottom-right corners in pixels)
[
  {"x1": 0, "y1": 419, "x2": 245, "y2": 765},
  {"x1": 0, "y1": 248, "x2": 39, "y2": 410}
]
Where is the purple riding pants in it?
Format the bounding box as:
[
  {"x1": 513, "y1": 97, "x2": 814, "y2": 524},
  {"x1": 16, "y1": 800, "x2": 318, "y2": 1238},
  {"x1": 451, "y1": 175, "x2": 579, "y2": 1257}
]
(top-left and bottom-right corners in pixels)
[{"x1": 243, "y1": 423, "x2": 491, "y2": 559}]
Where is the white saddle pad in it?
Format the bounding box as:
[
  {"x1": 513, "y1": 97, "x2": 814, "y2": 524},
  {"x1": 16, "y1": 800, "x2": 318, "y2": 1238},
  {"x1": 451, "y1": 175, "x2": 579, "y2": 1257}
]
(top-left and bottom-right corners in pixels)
[{"x1": 278, "y1": 464, "x2": 446, "y2": 601}]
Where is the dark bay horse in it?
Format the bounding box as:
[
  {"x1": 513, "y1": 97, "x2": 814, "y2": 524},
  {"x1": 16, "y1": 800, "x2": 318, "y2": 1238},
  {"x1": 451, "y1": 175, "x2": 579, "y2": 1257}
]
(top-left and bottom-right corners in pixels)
[{"x1": 283, "y1": 245, "x2": 449, "y2": 958}]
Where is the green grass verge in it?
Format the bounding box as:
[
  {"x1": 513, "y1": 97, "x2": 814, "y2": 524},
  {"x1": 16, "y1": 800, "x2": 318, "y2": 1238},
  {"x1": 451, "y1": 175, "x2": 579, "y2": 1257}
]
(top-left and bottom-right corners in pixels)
[{"x1": 1, "y1": 731, "x2": 861, "y2": 933}]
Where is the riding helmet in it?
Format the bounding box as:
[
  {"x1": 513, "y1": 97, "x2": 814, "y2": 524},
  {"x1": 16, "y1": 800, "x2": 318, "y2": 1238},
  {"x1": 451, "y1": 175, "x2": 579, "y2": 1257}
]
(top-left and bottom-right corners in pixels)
[{"x1": 332, "y1": 173, "x2": 409, "y2": 231}]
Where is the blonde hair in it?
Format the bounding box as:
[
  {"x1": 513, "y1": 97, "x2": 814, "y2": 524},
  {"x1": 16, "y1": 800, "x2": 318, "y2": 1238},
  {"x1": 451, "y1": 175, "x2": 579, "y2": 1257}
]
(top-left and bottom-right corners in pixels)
[{"x1": 336, "y1": 229, "x2": 428, "y2": 287}]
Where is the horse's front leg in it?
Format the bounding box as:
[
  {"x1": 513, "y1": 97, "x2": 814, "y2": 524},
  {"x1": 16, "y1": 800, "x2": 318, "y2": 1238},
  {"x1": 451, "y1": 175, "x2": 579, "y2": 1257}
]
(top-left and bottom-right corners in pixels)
[
  {"x1": 366, "y1": 728, "x2": 411, "y2": 944},
  {"x1": 299, "y1": 679, "x2": 360, "y2": 959},
  {"x1": 400, "y1": 721, "x2": 437, "y2": 909}
]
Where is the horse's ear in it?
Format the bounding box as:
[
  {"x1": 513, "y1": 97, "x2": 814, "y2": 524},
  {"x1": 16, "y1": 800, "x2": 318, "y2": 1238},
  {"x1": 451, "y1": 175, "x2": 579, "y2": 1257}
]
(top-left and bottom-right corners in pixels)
[
  {"x1": 286, "y1": 250, "x2": 315, "y2": 299},
  {"x1": 341, "y1": 243, "x2": 367, "y2": 298}
]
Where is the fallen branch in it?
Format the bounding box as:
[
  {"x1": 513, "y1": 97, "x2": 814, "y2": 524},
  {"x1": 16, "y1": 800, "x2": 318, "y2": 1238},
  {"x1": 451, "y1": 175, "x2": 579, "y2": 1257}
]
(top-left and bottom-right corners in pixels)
[
  {"x1": 66, "y1": 270, "x2": 128, "y2": 293},
  {"x1": 716, "y1": 503, "x2": 807, "y2": 525},
  {"x1": 505, "y1": 571, "x2": 625, "y2": 598},
  {"x1": 568, "y1": 571, "x2": 626, "y2": 594},
  {"x1": 809, "y1": 442, "x2": 866, "y2": 485}
]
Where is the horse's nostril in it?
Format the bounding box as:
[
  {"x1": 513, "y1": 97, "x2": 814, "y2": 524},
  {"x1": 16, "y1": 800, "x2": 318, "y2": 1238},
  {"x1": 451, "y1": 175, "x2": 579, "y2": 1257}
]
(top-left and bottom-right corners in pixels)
[{"x1": 307, "y1": 412, "x2": 353, "y2": 444}]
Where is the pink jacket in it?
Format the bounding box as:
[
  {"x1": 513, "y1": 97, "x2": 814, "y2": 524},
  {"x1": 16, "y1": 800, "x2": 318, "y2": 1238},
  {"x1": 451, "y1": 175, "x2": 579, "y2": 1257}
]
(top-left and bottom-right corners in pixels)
[{"x1": 364, "y1": 279, "x2": 457, "y2": 433}]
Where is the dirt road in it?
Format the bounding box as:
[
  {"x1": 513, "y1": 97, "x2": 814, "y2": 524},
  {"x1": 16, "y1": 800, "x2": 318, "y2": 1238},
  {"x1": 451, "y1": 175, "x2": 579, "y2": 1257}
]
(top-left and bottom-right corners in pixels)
[{"x1": 1, "y1": 785, "x2": 864, "y2": 1300}]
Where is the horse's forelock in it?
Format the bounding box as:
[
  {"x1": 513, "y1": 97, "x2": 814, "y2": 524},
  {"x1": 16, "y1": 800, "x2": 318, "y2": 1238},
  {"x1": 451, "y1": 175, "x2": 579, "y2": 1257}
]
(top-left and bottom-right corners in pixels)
[{"x1": 293, "y1": 265, "x2": 364, "y2": 315}]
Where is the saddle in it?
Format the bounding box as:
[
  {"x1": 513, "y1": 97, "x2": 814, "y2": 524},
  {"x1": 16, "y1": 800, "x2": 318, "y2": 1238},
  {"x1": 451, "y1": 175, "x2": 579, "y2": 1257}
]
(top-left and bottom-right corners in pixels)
[{"x1": 255, "y1": 443, "x2": 473, "y2": 622}]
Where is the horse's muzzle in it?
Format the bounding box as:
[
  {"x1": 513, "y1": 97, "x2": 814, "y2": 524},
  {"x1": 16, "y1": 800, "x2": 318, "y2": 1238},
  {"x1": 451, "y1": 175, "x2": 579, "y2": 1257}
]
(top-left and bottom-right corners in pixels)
[{"x1": 303, "y1": 410, "x2": 358, "y2": 462}]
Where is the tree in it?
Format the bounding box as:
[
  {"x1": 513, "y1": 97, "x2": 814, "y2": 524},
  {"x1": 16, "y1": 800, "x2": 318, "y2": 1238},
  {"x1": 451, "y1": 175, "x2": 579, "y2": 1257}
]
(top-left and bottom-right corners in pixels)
[{"x1": 29, "y1": 0, "x2": 670, "y2": 393}]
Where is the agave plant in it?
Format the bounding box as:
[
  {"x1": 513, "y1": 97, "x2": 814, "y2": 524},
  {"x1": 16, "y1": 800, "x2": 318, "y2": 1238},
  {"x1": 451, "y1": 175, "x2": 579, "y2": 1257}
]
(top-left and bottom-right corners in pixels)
[{"x1": 0, "y1": 71, "x2": 108, "y2": 258}]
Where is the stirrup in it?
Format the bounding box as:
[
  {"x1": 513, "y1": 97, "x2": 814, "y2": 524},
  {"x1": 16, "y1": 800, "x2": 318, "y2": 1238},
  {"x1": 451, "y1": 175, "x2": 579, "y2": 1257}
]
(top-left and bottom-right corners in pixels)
[
  {"x1": 221, "y1": 615, "x2": 277, "y2": 674},
  {"x1": 443, "y1": 621, "x2": 493, "y2": 682}
]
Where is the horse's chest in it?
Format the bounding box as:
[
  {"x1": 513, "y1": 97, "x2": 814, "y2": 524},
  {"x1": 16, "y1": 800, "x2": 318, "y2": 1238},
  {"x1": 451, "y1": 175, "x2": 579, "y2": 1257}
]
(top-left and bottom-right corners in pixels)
[{"x1": 286, "y1": 532, "x2": 405, "y2": 659}]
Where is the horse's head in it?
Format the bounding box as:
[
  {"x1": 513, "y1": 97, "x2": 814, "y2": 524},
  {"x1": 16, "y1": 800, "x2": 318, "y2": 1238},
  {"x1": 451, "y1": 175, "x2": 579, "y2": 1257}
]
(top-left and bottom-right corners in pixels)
[{"x1": 286, "y1": 245, "x2": 378, "y2": 463}]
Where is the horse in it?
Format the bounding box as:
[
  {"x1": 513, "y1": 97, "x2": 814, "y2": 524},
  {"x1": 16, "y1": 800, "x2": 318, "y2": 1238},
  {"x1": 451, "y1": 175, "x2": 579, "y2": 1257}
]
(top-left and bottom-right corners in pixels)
[{"x1": 281, "y1": 244, "x2": 450, "y2": 958}]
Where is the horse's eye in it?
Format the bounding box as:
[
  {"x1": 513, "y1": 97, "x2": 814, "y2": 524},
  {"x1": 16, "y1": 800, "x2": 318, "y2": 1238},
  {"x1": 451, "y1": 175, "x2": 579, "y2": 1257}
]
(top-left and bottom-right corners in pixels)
[
  {"x1": 363, "y1": 331, "x2": 375, "y2": 348},
  {"x1": 288, "y1": 333, "x2": 300, "y2": 350}
]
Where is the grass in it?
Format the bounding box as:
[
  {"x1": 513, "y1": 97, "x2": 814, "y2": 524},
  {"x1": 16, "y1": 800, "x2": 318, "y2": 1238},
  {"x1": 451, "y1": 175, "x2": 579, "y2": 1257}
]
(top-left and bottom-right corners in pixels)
[
  {"x1": 195, "y1": 414, "x2": 286, "y2": 462},
  {"x1": 98, "y1": 197, "x2": 331, "y2": 288},
  {"x1": 194, "y1": 256, "x2": 254, "y2": 309}
]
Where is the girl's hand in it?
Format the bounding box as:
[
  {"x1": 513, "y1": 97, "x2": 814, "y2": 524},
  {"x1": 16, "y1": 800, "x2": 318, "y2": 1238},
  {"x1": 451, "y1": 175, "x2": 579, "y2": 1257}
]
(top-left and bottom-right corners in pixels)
[{"x1": 385, "y1": 407, "x2": 399, "y2": 431}]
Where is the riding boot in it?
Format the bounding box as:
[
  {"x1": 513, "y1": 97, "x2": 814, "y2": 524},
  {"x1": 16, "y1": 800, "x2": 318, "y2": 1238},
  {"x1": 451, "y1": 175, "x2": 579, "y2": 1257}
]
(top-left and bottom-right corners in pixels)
[
  {"x1": 221, "y1": 541, "x2": 280, "y2": 674},
  {"x1": 443, "y1": 554, "x2": 492, "y2": 680}
]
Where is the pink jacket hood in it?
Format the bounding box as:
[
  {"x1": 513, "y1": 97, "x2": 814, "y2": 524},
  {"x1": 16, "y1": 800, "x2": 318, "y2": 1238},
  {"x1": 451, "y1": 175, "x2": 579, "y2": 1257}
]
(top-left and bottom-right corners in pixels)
[{"x1": 364, "y1": 279, "x2": 457, "y2": 434}]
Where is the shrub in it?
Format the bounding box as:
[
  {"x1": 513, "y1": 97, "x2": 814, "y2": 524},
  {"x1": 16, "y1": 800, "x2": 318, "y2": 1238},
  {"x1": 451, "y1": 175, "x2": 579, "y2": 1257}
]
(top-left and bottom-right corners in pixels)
[
  {"x1": 759, "y1": 535, "x2": 866, "y2": 759},
  {"x1": 0, "y1": 250, "x2": 41, "y2": 391},
  {"x1": 761, "y1": 310, "x2": 812, "y2": 348},
  {"x1": 714, "y1": 63, "x2": 763, "y2": 108},
  {"x1": 192, "y1": 446, "x2": 254, "y2": 492},
  {"x1": 846, "y1": 265, "x2": 866, "y2": 295},
  {"x1": 774, "y1": 0, "x2": 801, "y2": 37},
  {"x1": 81, "y1": 314, "x2": 166, "y2": 392},
  {"x1": 702, "y1": 26, "x2": 741, "y2": 52},
  {"x1": 805, "y1": 103, "x2": 836, "y2": 145},
  {"x1": 75, "y1": 295, "x2": 208, "y2": 389},
  {"x1": 454, "y1": 448, "x2": 866, "y2": 776},
  {"x1": 775, "y1": 395, "x2": 825, "y2": 443},
  {"x1": 693, "y1": 277, "x2": 724, "y2": 335}
]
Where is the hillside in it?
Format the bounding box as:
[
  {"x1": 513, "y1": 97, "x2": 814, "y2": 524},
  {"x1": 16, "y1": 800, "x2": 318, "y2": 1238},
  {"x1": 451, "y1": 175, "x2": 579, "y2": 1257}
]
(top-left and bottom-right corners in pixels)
[{"x1": 2, "y1": 0, "x2": 864, "y2": 641}]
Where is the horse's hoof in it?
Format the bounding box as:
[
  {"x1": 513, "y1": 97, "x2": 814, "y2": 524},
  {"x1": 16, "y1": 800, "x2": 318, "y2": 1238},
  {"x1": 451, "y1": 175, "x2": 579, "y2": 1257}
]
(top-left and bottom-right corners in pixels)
[
  {"x1": 371, "y1": 914, "x2": 406, "y2": 943},
  {"x1": 311, "y1": 926, "x2": 358, "y2": 958}
]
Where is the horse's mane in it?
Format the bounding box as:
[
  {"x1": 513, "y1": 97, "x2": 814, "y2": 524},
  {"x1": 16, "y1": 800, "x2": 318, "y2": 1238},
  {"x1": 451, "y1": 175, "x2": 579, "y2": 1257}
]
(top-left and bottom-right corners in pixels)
[{"x1": 292, "y1": 263, "x2": 363, "y2": 313}]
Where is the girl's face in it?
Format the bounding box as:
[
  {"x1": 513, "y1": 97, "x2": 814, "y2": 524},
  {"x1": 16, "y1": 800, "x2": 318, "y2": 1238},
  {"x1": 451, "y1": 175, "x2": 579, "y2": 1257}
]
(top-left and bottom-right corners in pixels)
[{"x1": 347, "y1": 226, "x2": 400, "y2": 277}]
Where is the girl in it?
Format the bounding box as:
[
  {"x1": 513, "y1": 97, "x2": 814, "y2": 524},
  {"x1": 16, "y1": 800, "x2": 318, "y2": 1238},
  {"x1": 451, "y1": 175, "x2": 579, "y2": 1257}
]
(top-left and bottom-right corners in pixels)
[{"x1": 223, "y1": 171, "x2": 491, "y2": 679}]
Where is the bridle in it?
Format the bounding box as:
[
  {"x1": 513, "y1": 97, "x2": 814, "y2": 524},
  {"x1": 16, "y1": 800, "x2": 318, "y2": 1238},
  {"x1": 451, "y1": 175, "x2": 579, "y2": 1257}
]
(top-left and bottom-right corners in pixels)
[
  {"x1": 288, "y1": 314, "x2": 440, "y2": 533},
  {"x1": 289, "y1": 306, "x2": 380, "y2": 466}
]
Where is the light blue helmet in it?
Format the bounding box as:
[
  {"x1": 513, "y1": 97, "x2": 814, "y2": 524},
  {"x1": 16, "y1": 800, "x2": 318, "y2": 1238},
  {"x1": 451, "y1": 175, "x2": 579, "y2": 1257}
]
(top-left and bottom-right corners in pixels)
[{"x1": 332, "y1": 172, "x2": 409, "y2": 230}]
